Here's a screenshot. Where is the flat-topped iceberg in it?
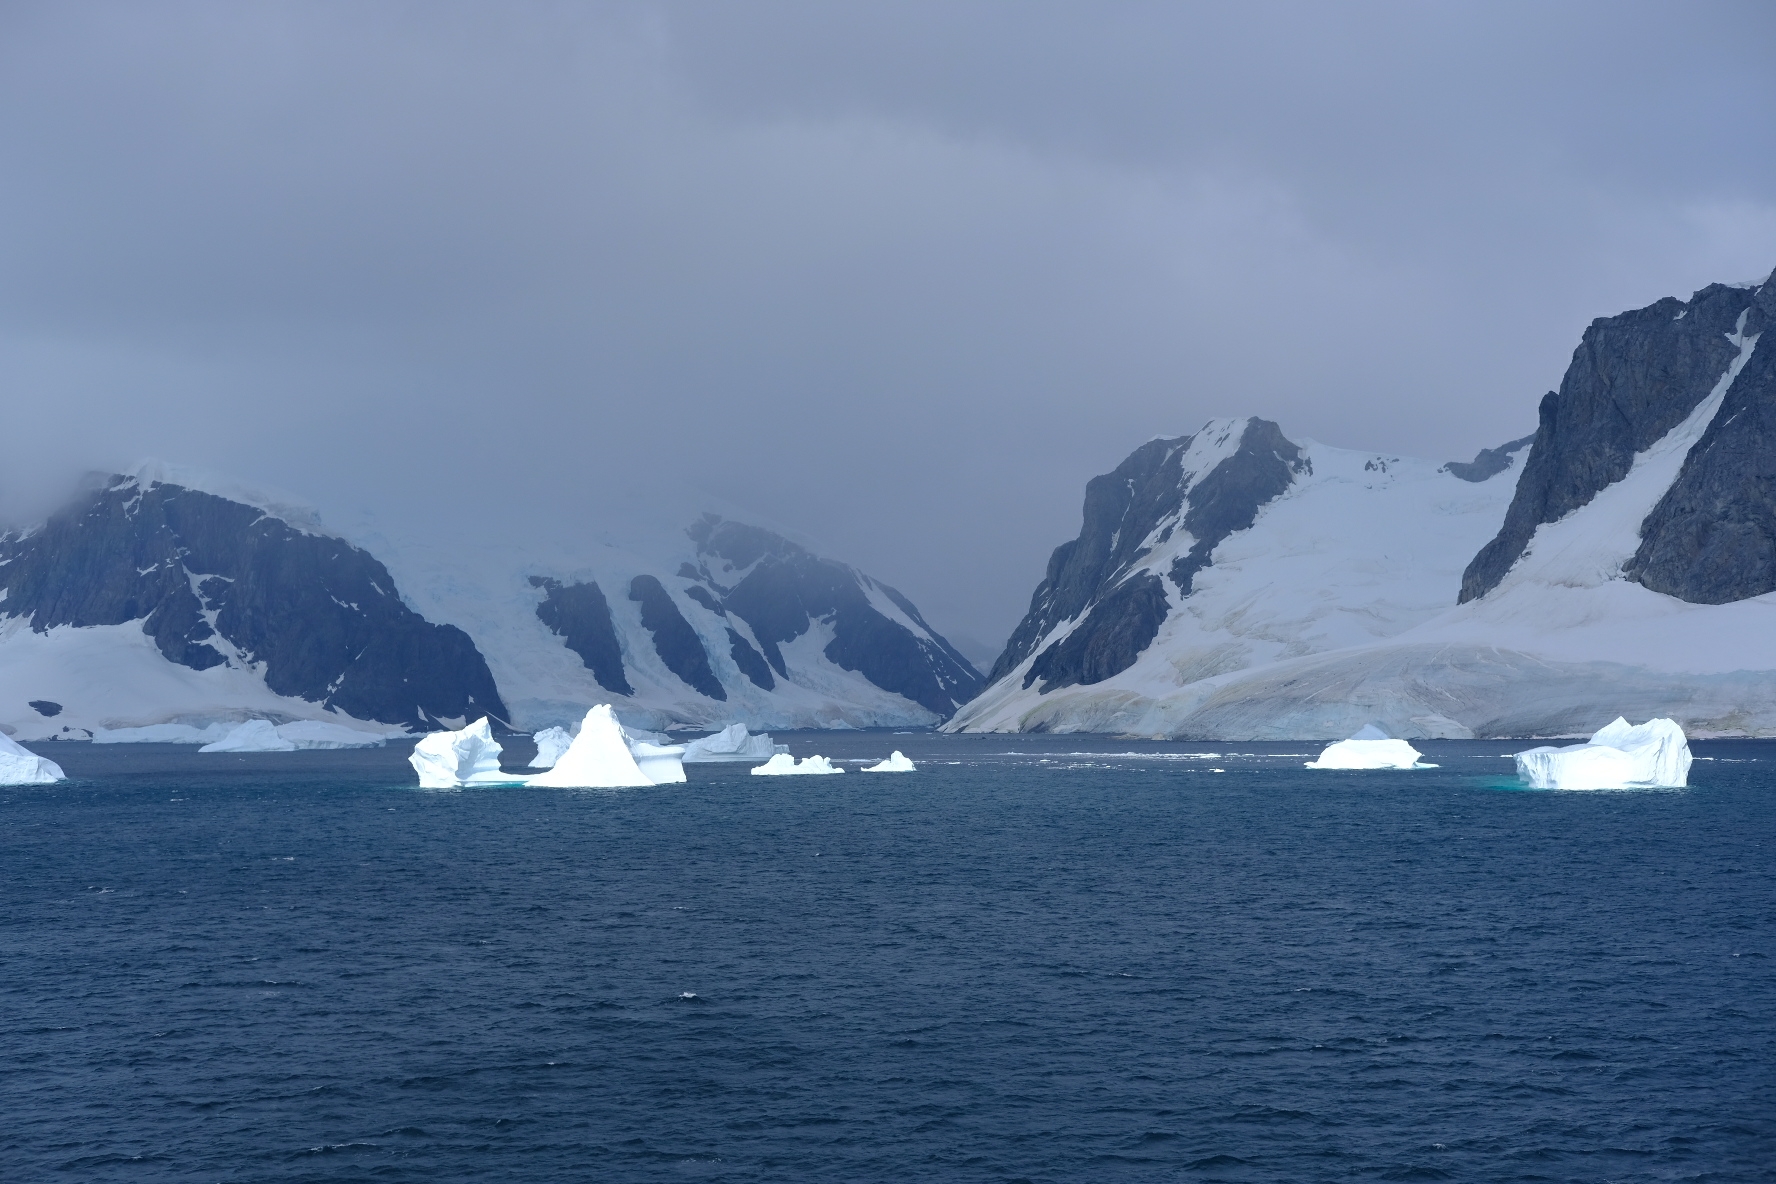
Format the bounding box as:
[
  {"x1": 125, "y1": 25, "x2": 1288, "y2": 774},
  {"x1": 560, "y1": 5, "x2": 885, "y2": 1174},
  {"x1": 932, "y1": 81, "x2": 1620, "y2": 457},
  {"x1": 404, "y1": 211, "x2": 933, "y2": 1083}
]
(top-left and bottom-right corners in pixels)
[
  {"x1": 681, "y1": 723, "x2": 783, "y2": 763},
  {"x1": 0, "y1": 732, "x2": 64, "y2": 784},
  {"x1": 200, "y1": 719, "x2": 387, "y2": 752},
  {"x1": 1515, "y1": 717, "x2": 1691, "y2": 789},
  {"x1": 750, "y1": 753, "x2": 844, "y2": 776},
  {"x1": 529, "y1": 705, "x2": 666, "y2": 788},
  {"x1": 863, "y1": 751, "x2": 915, "y2": 772},
  {"x1": 410, "y1": 717, "x2": 518, "y2": 788},
  {"x1": 1305, "y1": 724, "x2": 1434, "y2": 770},
  {"x1": 528, "y1": 726, "x2": 573, "y2": 769}
]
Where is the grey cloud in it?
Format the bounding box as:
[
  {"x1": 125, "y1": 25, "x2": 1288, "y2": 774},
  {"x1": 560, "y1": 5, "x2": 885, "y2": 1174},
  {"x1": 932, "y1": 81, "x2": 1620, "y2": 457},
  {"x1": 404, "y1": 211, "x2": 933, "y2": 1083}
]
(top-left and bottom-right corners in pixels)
[{"x1": 1, "y1": 0, "x2": 1773, "y2": 649}]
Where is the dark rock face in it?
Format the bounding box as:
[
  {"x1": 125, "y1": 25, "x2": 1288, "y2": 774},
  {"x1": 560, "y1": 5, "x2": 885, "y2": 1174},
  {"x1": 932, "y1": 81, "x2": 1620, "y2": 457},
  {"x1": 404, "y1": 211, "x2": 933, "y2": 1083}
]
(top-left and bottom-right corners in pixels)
[
  {"x1": 0, "y1": 477, "x2": 507, "y2": 730},
  {"x1": 1442, "y1": 435, "x2": 1535, "y2": 483},
  {"x1": 1627, "y1": 279, "x2": 1776, "y2": 602},
  {"x1": 1168, "y1": 418, "x2": 1308, "y2": 597},
  {"x1": 992, "y1": 418, "x2": 1307, "y2": 691},
  {"x1": 725, "y1": 627, "x2": 776, "y2": 691},
  {"x1": 28, "y1": 700, "x2": 61, "y2": 717},
  {"x1": 628, "y1": 574, "x2": 727, "y2": 701},
  {"x1": 684, "y1": 515, "x2": 982, "y2": 716},
  {"x1": 530, "y1": 576, "x2": 634, "y2": 696},
  {"x1": 1022, "y1": 573, "x2": 1169, "y2": 692},
  {"x1": 1460, "y1": 282, "x2": 1767, "y2": 603}
]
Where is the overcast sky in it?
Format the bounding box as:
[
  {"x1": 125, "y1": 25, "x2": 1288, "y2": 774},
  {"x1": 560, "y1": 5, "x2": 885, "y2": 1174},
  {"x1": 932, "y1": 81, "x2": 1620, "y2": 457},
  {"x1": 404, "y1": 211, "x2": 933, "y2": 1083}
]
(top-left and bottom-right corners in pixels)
[{"x1": 3, "y1": 1, "x2": 1774, "y2": 658}]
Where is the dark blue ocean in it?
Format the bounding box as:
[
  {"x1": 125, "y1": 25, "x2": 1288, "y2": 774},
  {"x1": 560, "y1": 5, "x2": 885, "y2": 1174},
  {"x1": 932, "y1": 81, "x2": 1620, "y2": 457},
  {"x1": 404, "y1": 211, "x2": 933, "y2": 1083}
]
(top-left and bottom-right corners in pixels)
[{"x1": 3, "y1": 735, "x2": 1772, "y2": 1183}]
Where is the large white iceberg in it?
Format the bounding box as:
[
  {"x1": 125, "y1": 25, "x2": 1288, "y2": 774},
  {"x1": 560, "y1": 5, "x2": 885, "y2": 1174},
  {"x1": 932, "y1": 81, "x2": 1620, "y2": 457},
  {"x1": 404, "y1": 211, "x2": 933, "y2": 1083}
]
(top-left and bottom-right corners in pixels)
[
  {"x1": 1305, "y1": 724, "x2": 1434, "y2": 770},
  {"x1": 409, "y1": 717, "x2": 519, "y2": 788},
  {"x1": 1515, "y1": 717, "x2": 1691, "y2": 790},
  {"x1": 681, "y1": 723, "x2": 783, "y2": 763},
  {"x1": 200, "y1": 719, "x2": 387, "y2": 752},
  {"x1": 528, "y1": 705, "x2": 661, "y2": 788},
  {"x1": 528, "y1": 726, "x2": 574, "y2": 769},
  {"x1": 0, "y1": 732, "x2": 64, "y2": 784},
  {"x1": 863, "y1": 751, "x2": 916, "y2": 772},
  {"x1": 750, "y1": 752, "x2": 844, "y2": 776}
]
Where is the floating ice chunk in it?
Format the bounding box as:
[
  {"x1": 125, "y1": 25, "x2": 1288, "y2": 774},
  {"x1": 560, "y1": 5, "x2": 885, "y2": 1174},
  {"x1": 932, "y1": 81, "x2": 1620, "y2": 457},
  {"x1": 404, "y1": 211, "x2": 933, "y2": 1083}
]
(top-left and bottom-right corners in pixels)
[
  {"x1": 1514, "y1": 717, "x2": 1691, "y2": 789},
  {"x1": 681, "y1": 723, "x2": 781, "y2": 763},
  {"x1": 863, "y1": 751, "x2": 916, "y2": 772},
  {"x1": 750, "y1": 753, "x2": 844, "y2": 776},
  {"x1": 0, "y1": 732, "x2": 64, "y2": 784},
  {"x1": 1305, "y1": 726, "x2": 1433, "y2": 769},
  {"x1": 92, "y1": 722, "x2": 232, "y2": 745},
  {"x1": 528, "y1": 726, "x2": 573, "y2": 769},
  {"x1": 409, "y1": 717, "x2": 515, "y2": 788},
  {"x1": 200, "y1": 720, "x2": 296, "y2": 752},
  {"x1": 528, "y1": 705, "x2": 655, "y2": 788}
]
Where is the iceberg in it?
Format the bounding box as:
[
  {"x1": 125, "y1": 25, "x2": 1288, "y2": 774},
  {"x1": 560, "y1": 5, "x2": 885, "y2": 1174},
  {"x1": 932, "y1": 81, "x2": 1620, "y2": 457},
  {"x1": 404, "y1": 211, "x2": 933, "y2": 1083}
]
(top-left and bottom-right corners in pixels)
[
  {"x1": 528, "y1": 705, "x2": 658, "y2": 788},
  {"x1": 0, "y1": 732, "x2": 64, "y2": 784},
  {"x1": 1515, "y1": 717, "x2": 1691, "y2": 789},
  {"x1": 200, "y1": 719, "x2": 296, "y2": 752},
  {"x1": 750, "y1": 752, "x2": 844, "y2": 776},
  {"x1": 863, "y1": 751, "x2": 916, "y2": 772},
  {"x1": 528, "y1": 726, "x2": 574, "y2": 769},
  {"x1": 1305, "y1": 724, "x2": 1434, "y2": 770},
  {"x1": 199, "y1": 719, "x2": 387, "y2": 752},
  {"x1": 681, "y1": 723, "x2": 783, "y2": 763},
  {"x1": 409, "y1": 717, "x2": 518, "y2": 788}
]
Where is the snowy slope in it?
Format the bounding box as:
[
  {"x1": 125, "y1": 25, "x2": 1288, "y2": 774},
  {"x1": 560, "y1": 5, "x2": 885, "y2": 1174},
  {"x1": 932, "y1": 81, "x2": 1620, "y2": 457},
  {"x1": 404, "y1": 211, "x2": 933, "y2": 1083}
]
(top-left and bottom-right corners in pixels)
[
  {"x1": 949, "y1": 421, "x2": 1526, "y2": 734},
  {"x1": 950, "y1": 269, "x2": 1776, "y2": 739},
  {"x1": 371, "y1": 514, "x2": 982, "y2": 732}
]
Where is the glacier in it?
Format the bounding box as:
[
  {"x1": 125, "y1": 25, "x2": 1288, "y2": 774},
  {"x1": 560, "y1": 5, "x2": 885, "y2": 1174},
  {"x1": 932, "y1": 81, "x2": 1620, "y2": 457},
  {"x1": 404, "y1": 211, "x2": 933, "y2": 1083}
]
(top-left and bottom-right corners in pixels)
[
  {"x1": 1515, "y1": 717, "x2": 1691, "y2": 790},
  {"x1": 0, "y1": 732, "x2": 65, "y2": 785},
  {"x1": 1305, "y1": 725, "x2": 1431, "y2": 770},
  {"x1": 750, "y1": 753, "x2": 844, "y2": 776},
  {"x1": 199, "y1": 719, "x2": 388, "y2": 752},
  {"x1": 863, "y1": 751, "x2": 916, "y2": 773}
]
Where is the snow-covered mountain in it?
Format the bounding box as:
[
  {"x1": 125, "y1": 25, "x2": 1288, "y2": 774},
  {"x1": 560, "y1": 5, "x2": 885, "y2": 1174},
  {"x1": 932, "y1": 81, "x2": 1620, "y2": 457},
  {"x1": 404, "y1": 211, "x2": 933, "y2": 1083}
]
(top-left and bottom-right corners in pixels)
[
  {"x1": 378, "y1": 513, "x2": 982, "y2": 732},
  {"x1": 0, "y1": 471, "x2": 981, "y2": 740},
  {"x1": 0, "y1": 471, "x2": 504, "y2": 741},
  {"x1": 949, "y1": 269, "x2": 1776, "y2": 738}
]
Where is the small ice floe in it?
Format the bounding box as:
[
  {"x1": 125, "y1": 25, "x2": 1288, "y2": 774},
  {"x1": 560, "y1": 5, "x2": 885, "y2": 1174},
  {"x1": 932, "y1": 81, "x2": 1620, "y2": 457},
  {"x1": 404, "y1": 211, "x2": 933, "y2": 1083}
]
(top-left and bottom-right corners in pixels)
[
  {"x1": 0, "y1": 731, "x2": 64, "y2": 784},
  {"x1": 1514, "y1": 717, "x2": 1691, "y2": 789},
  {"x1": 1304, "y1": 724, "x2": 1436, "y2": 770},
  {"x1": 530, "y1": 706, "x2": 679, "y2": 788},
  {"x1": 409, "y1": 717, "x2": 521, "y2": 789},
  {"x1": 862, "y1": 751, "x2": 916, "y2": 773},
  {"x1": 681, "y1": 722, "x2": 785, "y2": 763},
  {"x1": 199, "y1": 719, "x2": 387, "y2": 752},
  {"x1": 749, "y1": 753, "x2": 844, "y2": 776},
  {"x1": 527, "y1": 726, "x2": 573, "y2": 769}
]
